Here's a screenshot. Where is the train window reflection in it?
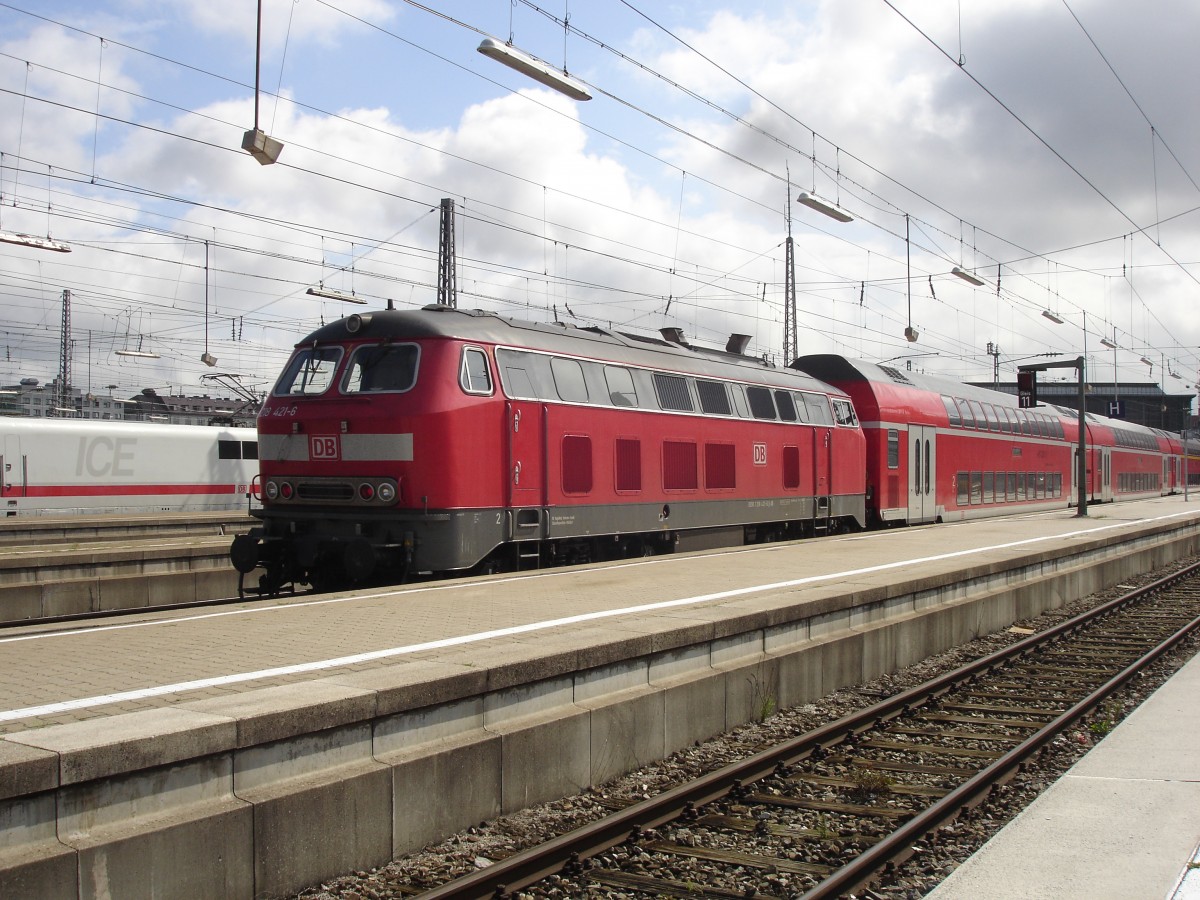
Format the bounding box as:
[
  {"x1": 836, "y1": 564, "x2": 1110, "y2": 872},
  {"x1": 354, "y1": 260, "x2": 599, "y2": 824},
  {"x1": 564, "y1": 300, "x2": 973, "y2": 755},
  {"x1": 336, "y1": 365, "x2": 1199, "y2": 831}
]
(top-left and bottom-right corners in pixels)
[
  {"x1": 274, "y1": 346, "x2": 343, "y2": 396},
  {"x1": 343, "y1": 343, "x2": 419, "y2": 394},
  {"x1": 746, "y1": 387, "x2": 777, "y2": 420},
  {"x1": 803, "y1": 393, "x2": 833, "y2": 425},
  {"x1": 551, "y1": 358, "x2": 589, "y2": 403},
  {"x1": 775, "y1": 390, "x2": 798, "y2": 422},
  {"x1": 605, "y1": 367, "x2": 638, "y2": 408}
]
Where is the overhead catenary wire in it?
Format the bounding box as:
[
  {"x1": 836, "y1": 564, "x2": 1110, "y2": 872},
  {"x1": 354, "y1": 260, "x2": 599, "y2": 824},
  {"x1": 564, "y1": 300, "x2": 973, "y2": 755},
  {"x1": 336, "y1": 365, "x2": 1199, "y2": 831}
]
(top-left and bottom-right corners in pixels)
[{"x1": 0, "y1": 1, "x2": 1195, "y2": 393}]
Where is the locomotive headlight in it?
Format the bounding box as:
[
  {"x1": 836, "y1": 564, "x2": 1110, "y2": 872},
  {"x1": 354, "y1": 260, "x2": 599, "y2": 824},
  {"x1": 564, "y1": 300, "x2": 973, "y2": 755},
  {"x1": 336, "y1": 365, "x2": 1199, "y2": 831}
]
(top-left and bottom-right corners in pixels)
[
  {"x1": 358, "y1": 483, "x2": 376, "y2": 501},
  {"x1": 377, "y1": 482, "x2": 396, "y2": 503},
  {"x1": 279, "y1": 481, "x2": 294, "y2": 500},
  {"x1": 264, "y1": 480, "x2": 279, "y2": 501}
]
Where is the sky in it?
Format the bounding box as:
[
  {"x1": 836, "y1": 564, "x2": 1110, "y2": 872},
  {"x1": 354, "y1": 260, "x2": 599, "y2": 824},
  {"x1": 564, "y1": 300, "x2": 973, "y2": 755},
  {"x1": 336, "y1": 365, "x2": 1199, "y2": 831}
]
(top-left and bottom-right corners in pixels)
[{"x1": 0, "y1": 0, "x2": 1197, "y2": 416}]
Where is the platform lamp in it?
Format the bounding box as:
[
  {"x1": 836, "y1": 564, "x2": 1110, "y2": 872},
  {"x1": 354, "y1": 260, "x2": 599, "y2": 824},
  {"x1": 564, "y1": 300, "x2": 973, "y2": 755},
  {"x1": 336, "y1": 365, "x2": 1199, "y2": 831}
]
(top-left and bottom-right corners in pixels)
[
  {"x1": 477, "y1": 37, "x2": 592, "y2": 101},
  {"x1": 0, "y1": 232, "x2": 71, "y2": 252},
  {"x1": 795, "y1": 191, "x2": 853, "y2": 223},
  {"x1": 951, "y1": 266, "x2": 986, "y2": 287},
  {"x1": 242, "y1": 0, "x2": 283, "y2": 164},
  {"x1": 307, "y1": 286, "x2": 367, "y2": 305}
]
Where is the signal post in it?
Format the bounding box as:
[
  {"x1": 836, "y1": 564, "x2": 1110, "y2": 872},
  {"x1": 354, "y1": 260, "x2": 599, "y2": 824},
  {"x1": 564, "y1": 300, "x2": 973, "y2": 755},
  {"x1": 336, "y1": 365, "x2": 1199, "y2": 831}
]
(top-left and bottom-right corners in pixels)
[{"x1": 1019, "y1": 357, "x2": 1087, "y2": 518}]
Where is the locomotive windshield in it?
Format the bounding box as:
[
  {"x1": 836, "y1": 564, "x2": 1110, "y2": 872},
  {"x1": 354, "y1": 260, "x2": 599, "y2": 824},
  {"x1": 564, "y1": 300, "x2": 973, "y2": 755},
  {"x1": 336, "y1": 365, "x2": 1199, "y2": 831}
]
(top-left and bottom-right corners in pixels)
[
  {"x1": 274, "y1": 346, "x2": 343, "y2": 396},
  {"x1": 343, "y1": 343, "x2": 419, "y2": 393}
]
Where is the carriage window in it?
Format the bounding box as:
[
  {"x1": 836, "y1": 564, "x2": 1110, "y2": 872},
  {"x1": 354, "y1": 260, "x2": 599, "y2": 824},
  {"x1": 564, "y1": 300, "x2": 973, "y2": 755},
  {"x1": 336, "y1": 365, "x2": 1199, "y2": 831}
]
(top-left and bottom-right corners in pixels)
[
  {"x1": 942, "y1": 396, "x2": 962, "y2": 426},
  {"x1": 343, "y1": 343, "x2": 419, "y2": 394},
  {"x1": 605, "y1": 366, "x2": 638, "y2": 408},
  {"x1": 697, "y1": 380, "x2": 733, "y2": 415},
  {"x1": 275, "y1": 346, "x2": 343, "y2": 396},
  {"x1": 460, "y1": 347, "x2": 492, "y2": 395},
  {"x1": 957, "y1": 399, "x2": 976, "y2": 429},
  {"x1": 887, "y1": 430, "x2": 900, "y2": 468},
  {"x1": 242, "y1": 441, "x2": 258, "y2": 460},
  {"x1": 654, "y1": 373, "x2": 693, "y2": 412},
  {"x1": 968, "y1": 401, "x2": 987, "y2": 430},
  {"x1": 218, "y1": 440, "x2": 240, "y2": 460},
  {"x1": 551, "y1": 358, "x2": 589, "y2": 403},
  {"x1": 832, "y1": 399, "x2": 858, "y2": 426},
  {"x1": 746, "y1": 386, "x2": 777, "y2": 420}
]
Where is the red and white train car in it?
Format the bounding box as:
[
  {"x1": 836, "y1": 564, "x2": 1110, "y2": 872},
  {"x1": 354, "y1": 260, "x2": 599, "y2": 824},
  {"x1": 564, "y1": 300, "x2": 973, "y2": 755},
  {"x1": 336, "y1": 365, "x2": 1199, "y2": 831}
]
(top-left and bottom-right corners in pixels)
[
  {"x1": 1, "y1": 417, "x2": 259, "y2": 517},
  {"x1": 235, "y1": 306, "x2": 867, "y2": 589},
  {"x1": 793, "y1": 355, "x2": 1181, "y2": 525}
]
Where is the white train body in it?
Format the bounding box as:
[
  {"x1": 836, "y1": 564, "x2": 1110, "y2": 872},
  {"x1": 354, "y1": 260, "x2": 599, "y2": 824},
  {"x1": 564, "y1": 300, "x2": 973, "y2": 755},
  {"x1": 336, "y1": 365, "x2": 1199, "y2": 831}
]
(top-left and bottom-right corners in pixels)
[{"x1": 1, "y1": 418, "x2": 259, "y2": 517}]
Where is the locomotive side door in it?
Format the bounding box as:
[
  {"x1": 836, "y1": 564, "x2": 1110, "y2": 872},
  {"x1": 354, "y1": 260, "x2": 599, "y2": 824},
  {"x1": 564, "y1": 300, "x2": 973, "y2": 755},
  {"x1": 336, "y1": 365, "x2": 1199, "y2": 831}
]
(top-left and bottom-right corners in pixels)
[
  {"x1": 812, "y1": 427, "x2": 831, "y2": 499},
  {"x1": 907, "y1": 424, "x2": 936, "y2": 524},
  {"x1": 506, "y1": 400, "x2": 546, "y2": 531}
]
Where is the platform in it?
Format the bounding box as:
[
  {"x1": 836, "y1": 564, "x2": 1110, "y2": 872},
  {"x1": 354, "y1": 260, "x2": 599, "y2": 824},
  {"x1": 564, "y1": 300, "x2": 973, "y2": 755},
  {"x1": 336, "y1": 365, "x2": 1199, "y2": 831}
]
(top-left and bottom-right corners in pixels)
[
  {"x1": 926, "y1": 647, "x2": 1200, "y2": 900},
  {"x1": 1, "y1": 495, "x2": 1198, "y2": 898}
]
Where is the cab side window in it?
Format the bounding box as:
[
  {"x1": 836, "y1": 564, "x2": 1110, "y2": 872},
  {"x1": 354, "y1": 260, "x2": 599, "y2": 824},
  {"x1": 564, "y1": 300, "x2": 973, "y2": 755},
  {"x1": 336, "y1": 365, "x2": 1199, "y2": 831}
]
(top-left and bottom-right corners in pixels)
[{"x1": 460, "y1": 347, "x2": 493, "y2": 395}]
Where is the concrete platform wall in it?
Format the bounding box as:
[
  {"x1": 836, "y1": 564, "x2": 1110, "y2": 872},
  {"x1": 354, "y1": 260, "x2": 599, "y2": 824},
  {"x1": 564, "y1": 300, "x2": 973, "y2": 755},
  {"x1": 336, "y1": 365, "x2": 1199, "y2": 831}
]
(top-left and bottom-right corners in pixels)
[{"x1": 1, "y1": 520, "x2": 1197, "y2": 899}]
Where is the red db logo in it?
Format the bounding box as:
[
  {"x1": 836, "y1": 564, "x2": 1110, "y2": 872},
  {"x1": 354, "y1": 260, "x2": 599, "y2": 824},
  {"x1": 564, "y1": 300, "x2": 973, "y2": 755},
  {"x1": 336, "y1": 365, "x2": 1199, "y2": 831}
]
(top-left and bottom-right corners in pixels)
[
  {"x1": 753, "y1": 443, "x2": 767, "y2": 466},
  {"x1": 311, "y1": 436, "x2": 340, "y2": 460}
]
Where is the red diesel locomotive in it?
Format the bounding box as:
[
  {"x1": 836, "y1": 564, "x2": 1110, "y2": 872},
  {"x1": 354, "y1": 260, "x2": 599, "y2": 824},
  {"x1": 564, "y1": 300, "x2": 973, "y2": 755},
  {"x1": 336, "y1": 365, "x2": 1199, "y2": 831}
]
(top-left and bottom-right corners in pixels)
[
  {"x1": 793, "y1": 355, "x2": 1185, "y2": 526},
  {"x1": 231, "y1": 305, "x2": 868, "y2": 591}
]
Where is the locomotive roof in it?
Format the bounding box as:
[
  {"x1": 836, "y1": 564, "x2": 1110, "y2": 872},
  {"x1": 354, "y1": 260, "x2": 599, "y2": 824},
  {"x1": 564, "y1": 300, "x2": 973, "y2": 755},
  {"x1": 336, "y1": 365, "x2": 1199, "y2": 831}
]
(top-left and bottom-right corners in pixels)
[{"x1": 298, "y1": 305, "x2": 847, "y2": 395}]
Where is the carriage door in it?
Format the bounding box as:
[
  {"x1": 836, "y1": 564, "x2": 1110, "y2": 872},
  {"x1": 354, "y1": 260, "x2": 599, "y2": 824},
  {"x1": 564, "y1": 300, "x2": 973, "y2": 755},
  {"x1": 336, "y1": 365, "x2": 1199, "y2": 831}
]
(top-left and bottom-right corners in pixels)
[
  {"x1": 1101, "y1": 448, "x2": 1113, "y2": 502},
  {"x1": 506, "y1": 400, "x2": 546, "y2": 537},
  {"x1": 2, "y1": 434, "x2": 25, "y2": 504},
  {"x1": 907, "y1": 425, "x2": 936, "y2": 524}
]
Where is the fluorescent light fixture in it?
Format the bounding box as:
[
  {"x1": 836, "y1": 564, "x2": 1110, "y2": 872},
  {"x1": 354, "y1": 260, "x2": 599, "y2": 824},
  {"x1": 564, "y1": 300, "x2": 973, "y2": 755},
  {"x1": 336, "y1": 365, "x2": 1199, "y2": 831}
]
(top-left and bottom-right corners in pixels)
[
  {"x1": 54, "y1": 407, "x2": 76, "y2": 413},
  {"x1": 201, "y1": 352, "x2": 218, "y2": 367},
  {"x1": 241, "y1": 127, "x2": 283, "y2": 165},
  {"x1": 1140, "y1": 356, "x2": 1153, "y2": 367},
  {"x1": 904, "y1": 326, "x2": 919, "y2": 343},
  {"x1": 1100, "y1": 337, "x2": 1117, "y2": 349},
  {"x1": 1042, "y1": 310, "x2": 1064, "y2": 324},
  {"x1": 307, "y1": 286, "x2": 367, "y2": 305},
  {"x1": 115, "y1": 349, "x2": 161, "y2": 359},
  {"x1": 1170, "y1": 370, "x2": 1182, "y2": 379},
  {"x1": 951, "y1": 266, "x2": 986, "y2": 287},
  {"x1": 477, "y1": 38, "x2": 592, "y2": 101},
  {"x1": 0, "y1": 231, "x2": 71, "y2": 252},
  {"x1": 795, "y1": 191, "x2": 853, "y2": 223}
]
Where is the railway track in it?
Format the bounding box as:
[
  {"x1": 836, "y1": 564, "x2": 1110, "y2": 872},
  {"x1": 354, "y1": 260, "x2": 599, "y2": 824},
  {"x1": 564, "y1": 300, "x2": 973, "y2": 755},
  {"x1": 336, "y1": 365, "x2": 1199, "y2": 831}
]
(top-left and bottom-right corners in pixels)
[{"x1": 408, "y1": 561, "x2": 1200, "y2": 899}]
